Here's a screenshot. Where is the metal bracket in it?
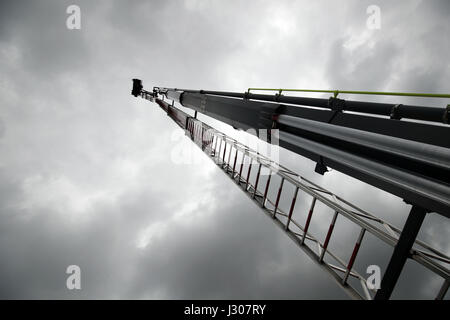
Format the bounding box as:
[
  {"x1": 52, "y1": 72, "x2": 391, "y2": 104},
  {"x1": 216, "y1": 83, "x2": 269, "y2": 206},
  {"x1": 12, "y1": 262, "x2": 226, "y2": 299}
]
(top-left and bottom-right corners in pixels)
[
  {"x1": 390, "y1": 104, "x2": 402, "y2": 120},
  {"x1": 327, "y1": 97, "x2": 345, "y2": 123},
  {"x1": 328, "y1": 97, "x2": 346, "y2": 111},
  {"x1": 443, "y1": 104, "x2": 450, "y2": 124},
  {"x1": 274, "y1": 89, "x2": 283, "y2": 102},
  {"x1": 315, "y1": 157, "x2": 328, "y2": 175}
]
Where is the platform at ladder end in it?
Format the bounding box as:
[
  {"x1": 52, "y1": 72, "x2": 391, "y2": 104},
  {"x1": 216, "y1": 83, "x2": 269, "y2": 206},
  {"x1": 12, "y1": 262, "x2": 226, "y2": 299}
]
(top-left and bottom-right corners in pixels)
[{"x1": 131, "y1": 78, "x2": 143, "y2": 97}]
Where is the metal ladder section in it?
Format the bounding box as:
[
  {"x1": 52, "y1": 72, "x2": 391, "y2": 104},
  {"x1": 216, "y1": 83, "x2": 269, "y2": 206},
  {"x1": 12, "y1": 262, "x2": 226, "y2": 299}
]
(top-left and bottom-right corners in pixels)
[{"x1": 184, "y1": 115, "x2": 450, "y2": 300}]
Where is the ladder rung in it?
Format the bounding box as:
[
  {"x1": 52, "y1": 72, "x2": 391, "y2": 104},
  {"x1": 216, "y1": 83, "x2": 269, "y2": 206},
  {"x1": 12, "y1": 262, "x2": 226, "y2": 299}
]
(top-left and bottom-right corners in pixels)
[
  {"x1": 319, "y1": 211, "x2": 339, "y2": 262},
  {"x1": 273, "y1": 178, "x2": 285, "y2": 218}
]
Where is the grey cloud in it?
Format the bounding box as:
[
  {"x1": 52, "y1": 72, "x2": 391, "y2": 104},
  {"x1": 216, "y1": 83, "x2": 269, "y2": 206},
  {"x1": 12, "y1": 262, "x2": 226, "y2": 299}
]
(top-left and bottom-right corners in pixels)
[
  {"x1": 326, "y1": 37, "x2": 400, "y2": 91},
  {"x1": 0, "y1": 0, "x2": 448, "y2": 300}
]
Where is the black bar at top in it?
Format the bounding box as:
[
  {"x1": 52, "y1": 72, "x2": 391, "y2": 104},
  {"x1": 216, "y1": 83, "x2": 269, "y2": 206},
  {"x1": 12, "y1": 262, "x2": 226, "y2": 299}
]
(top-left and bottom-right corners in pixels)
[{"x1": 164, "y1": 88, "x2": 447, "y2": 124}]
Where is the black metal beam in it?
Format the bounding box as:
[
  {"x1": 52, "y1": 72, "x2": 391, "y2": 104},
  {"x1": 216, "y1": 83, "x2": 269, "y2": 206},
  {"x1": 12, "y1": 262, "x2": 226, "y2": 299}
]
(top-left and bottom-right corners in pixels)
[
  {"x1": 277, "y1": 104, "x2": 450, "y2": 148},
  {"x1": 168, "y1": 91, "x2": 450, "y2": 148},
  {"x1": 161, "y1": 87, "x2": 449, "y2": 124},
  {"x1": 278, "y1": 131, "x2": 450, "y2": 217},
  {"x1": 374, "y1": 205, "x2": 427, "y2": 300}
]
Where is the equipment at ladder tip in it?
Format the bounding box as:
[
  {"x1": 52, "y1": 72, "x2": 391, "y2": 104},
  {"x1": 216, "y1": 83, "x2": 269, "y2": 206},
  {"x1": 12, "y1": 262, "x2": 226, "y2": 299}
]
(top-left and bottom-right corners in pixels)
[
  {"x1": 130, "y1": 79, "x2": 449, "y2": 300},
  {"x1": 131, "y1": 79, "x2": 143, "y2": 97}
]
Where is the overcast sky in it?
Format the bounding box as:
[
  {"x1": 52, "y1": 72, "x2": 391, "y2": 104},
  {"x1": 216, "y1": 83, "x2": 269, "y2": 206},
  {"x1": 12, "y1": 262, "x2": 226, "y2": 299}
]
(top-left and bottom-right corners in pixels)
[{"x1": 0, "y1": 0, "x2": 449, "y2": 299}]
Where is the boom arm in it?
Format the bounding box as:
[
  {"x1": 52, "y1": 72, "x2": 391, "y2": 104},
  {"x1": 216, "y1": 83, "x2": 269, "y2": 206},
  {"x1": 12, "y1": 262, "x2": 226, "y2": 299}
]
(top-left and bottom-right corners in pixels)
[
  {"x1": 135, "y1": 80, "x2": 450, "y2": 218},
  {"x1": 130, "y1": 80, "x2": 450, "y2": 300}
]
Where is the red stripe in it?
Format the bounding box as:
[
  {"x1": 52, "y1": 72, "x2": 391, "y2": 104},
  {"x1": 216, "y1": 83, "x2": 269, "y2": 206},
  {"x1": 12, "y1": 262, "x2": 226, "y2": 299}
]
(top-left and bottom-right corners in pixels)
[
  {"x1": 347, "y1": 242, "x2": 361, "y2": 270},
  {"x1": 304, "y1": 209, "x2": 314, "y2": 235},
  {"x1": 263, "y1": 174, "x2": 271, "y2": 200},
  {"x1": 274, "y1": 180, "x2": 284, "y2": 214},
  {"x1": 239, "y1": 155, "x2": 245, "y2": 177},
  {"x1": 287, "y1": 195, "x2": 297, "y2": 225},
  {"x1": 246, "y1": 164, "x2": 252, "y2": 185},
  {"x1": 322, "y1": 223, "x2": 336, "y2": 251},
  {"x1": 232, "y1": 151, "x2": 238, "y2": 173},
  {"x1": 222, "y1": 143, "x2": 227, "y2": 162}
]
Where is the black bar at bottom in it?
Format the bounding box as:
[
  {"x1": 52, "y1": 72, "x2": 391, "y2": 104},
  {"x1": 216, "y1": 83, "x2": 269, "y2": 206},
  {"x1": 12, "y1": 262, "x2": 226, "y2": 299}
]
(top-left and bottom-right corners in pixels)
[{"x1": 374, "y1": 205, "x2": 427, "y2": 300}]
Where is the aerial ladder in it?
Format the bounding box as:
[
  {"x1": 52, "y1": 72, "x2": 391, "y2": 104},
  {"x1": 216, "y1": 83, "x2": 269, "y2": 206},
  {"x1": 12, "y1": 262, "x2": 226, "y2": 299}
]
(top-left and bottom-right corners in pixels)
[{"x1": 131, "y1": 79, "x2": 450, "y2": 300}]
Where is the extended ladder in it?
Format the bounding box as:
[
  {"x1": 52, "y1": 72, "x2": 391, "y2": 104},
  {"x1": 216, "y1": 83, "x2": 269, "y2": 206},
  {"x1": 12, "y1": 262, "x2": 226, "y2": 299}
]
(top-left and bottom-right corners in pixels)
[{"x1": 151, "y1": 96, "x2": 449, "y2": 300}]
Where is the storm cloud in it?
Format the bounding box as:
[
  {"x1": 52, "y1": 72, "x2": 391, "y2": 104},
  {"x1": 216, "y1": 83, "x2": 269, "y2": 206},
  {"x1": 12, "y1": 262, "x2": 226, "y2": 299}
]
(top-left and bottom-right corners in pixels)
[{"x1": 0, "y1": 0, "x2": 448, "y2": 299}]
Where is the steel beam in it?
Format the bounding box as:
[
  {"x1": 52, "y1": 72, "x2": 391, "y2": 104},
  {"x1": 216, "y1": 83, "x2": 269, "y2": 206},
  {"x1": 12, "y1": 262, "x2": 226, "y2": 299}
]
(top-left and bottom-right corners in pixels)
[
  {"x1": 374, "y1": 206, "x2": 427, "y2": 300},
  {"x1": 278, "y1": 131, "x2": 450, "y2": 217},
  {"x1": 160, "y1": 87, "x2": 449, "y2": 124}
]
